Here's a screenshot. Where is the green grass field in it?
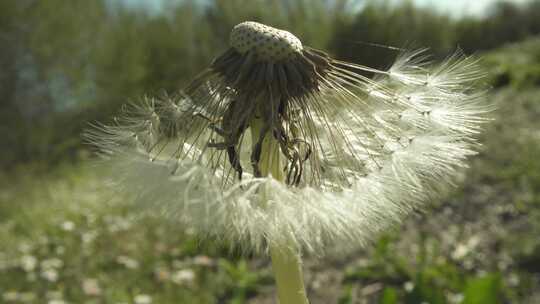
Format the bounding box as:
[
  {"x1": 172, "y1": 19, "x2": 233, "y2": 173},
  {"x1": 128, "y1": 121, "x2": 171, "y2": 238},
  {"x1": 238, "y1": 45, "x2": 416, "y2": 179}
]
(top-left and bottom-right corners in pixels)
[{"x1": 2, "y1": 42, "x2": 540, "y2": 303}]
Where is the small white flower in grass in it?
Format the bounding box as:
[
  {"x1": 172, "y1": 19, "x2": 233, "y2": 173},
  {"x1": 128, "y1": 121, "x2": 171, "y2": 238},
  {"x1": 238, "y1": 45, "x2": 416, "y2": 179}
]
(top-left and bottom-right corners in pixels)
[
  {"x1": 60, "y1": 221, "x2": 75, "y2": 232},
  {"x1": 116, "y1": 255, "x2": 139, "y2": 269},
  {"x1": 41, "y1": 258, "x2": 63, "y2": 270},
  {"x1": 171, "y1": 269, "x2": 196, "y2": 285},
  {"x1": 3, "y1": 291, "x2": 19, "y2": 302},
  {"x1": 41, "y1": 269, "x2": 59, "y2": 282},
  {"x1": 82, "y1": 230, "x2": 98, "y2": 245},
  {"x1": 20, "y1": 255, "x2": 37, "y2": 272},
  {"x1": 82, "y1": 278, "x2": 102, "y2": 296},
  {"x1": 192, "y1": 255, "x2": 215, "y2": 267},
  {"x1": 404, "y1": 281, "x2": 415, "y2": 293},
  {"x1": 87, "y1": 21, "x2": 491, "y2": 303},
  {"x1": 133, "y1": 294, "x2": 152, "y2": 304},
  {"x1": 448, "y1": 292, "x2": 465, "y2": 304}
]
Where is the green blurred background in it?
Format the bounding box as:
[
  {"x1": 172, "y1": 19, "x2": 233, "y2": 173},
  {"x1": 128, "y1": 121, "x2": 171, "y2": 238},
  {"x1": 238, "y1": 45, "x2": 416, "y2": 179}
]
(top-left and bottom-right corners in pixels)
[{"x1": 1, "y1": 0, "x2": 540, "y2": 303}]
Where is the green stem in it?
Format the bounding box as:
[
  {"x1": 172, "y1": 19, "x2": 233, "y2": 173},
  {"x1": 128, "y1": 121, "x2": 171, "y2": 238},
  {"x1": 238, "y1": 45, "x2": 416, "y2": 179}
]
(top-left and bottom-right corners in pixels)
[
  {"x1": 250, "y1": 117, "x2": 309, "y2": 304},
  {"x1": 270, "y1": 246, "x2": 309, "y2": 304}
]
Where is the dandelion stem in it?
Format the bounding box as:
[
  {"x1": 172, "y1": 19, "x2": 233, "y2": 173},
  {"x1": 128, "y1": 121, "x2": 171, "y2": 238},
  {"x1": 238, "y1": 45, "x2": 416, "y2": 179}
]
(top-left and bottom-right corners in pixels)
[
  {"x1": 250, "y1": 116, "x2": 309, "y2": 304},
  {"x1": 270, "y1": 245, "x2": 309, "y2": 304}
]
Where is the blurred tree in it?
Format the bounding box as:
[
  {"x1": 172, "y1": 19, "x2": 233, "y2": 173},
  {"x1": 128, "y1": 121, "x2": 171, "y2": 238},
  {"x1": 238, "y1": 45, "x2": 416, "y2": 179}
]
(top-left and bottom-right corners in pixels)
[
  {"x1": 204, "y1": 0, "x2": 351, "y2": 50},
  {"x1": 0, "y1": 0, "x2": 108, "y2": 167},
  {"x1": 330, "y1": 0, "x2": 454, "y2": 69},
  {"x1": 456, "y1": 0, "x2": 540, "y2": 53}
]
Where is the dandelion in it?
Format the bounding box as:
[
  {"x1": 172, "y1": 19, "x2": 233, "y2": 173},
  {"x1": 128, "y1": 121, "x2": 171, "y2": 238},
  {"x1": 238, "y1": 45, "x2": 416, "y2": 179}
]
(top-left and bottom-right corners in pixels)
[{"x1": 88, "y1": 21, "x2": 490, "y2": 303}]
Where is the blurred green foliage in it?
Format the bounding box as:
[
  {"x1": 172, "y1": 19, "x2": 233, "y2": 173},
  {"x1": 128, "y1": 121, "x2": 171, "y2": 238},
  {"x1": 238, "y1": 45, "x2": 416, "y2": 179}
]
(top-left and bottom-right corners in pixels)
[{"x1": 2, "y1": 0, "x2": 540, "y2": 170}]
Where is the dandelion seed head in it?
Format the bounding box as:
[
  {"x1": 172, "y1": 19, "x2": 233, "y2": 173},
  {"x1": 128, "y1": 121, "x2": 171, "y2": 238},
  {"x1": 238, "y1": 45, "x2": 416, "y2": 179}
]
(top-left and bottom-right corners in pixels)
[{"x1": 88, "y1": 22, "x2": 492, "y2": 255}]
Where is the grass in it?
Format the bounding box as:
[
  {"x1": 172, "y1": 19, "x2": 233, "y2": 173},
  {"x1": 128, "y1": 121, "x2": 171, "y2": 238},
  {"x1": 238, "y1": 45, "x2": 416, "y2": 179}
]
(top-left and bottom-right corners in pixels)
[
  {"x1": 0, "y1": 164, "x2": 272, "y2": 303},
  {"x1": 2, "y1": 40, "x2": 540, "y2": 303}
]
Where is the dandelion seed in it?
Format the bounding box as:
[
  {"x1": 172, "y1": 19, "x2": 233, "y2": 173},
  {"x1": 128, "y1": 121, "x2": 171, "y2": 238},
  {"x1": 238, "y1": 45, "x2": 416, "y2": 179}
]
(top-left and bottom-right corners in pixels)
[{"x1": 88, "y1": 21, "x2": 490, "y2": 303}]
